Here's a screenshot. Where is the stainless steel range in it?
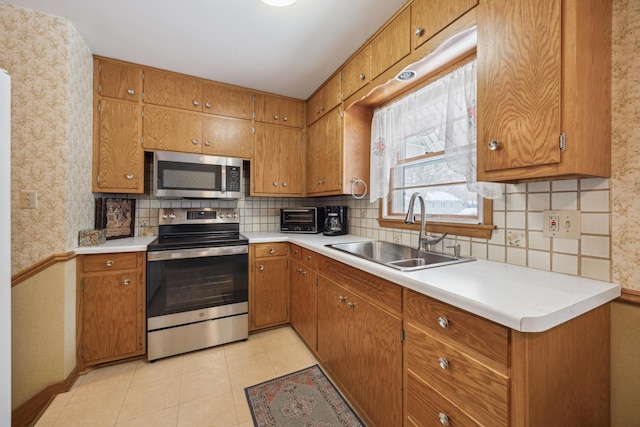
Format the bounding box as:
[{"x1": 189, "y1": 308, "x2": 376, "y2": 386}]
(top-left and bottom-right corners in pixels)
[{"x1": 146, "y1": 208, "x2": 248, "y2": 361}]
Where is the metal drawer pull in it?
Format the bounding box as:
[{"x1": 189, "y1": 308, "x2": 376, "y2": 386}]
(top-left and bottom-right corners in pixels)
[
  {"x1": 205, "y1": 102, "x2": 211, "y2": 109},
  {"x1": 126, "y1": 174, "x2": 134, "y2": 180},
  {"x1": 296, "y1": 268, "x2": 303, "y2": 274},
  {"x1": 415, "y1": 27, "x2": 425, "y2": 37},
  {"x1": 348, "y1": 302, "x2": 355, "y2": 310},
  {"x1": 301, "y1": 270, "x2": 306, "y2": 276},
  {"x1": 192, "y1": 139, "x2": 199, "y2": 145},
  {"x1": 438, "y1": 316, "x2": 449, "y2": 329},
  {"x1": 305, "y1": 255, "x2": 311, "y2": 261},
  {"x1": 259, "y1": 264, "x2": 264, "y2": 271},
  {"x1": 338, "y1": 296, "x2": 346, "y2": 303},
  {"x1": 127, "y1": 89, "x2": 135, "y2": 95},
  {"x1": 193, "y1": 100, "x2": 200, "y2": 106},
  {"x1": 359, "y1": 73, "x2": 366, "y2": 81},
  {"x1": 488, "y1": 140, "x2": 500, "y2": 150},
  {"x1": 269, "y1": 248, "x2": 275, "y2": 254},
  {"x1": 123, "y1": 279, "x2": 131, "y2": 286},
  {"x1": 205, "y1": 140, "x2": 211, "y2": 146},
  {"x1": 439, "y1": 413, "x2": 450, "y2": 426},
  {"x1": 438, "y1": 357, "x2": 449, "y2": 370},
  {"x1": 106, "y1": 260, "x2": 114, "y2": 267}
]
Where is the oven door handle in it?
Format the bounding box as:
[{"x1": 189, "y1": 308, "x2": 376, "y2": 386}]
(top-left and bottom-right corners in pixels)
[{"x1": 147, "y1": 245, "x2": 248, "y2": 261}]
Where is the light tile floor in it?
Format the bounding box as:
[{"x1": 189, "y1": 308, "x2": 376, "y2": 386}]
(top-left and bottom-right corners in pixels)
[{"x1": 35, "y1": 327, "x2": 317, "y2": 427}]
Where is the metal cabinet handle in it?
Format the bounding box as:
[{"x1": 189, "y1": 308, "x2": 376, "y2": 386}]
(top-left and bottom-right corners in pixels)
[
  {"x1": 338, "y1": 296, "x2": 346, "y2": 303},
  {"x1": 106, "y1": 260, "x2": 114, "y2": 267},
  {"x1": 348, "y1": 302, "x2": 356, "y2": 310},
  {"x1": 304, "y1": 255, "x2": 311, "y2": 261},
  {"x1": 301, "y1": 270, "x2": 306, "y2": 276},
  {"x1": 273, "y1": 115, "x2": 279, "y2": 120},
  {"x1": 359, "y1": 73, "x2": 366, "y2": 81},
  {"x1": 205, "y1": 102, "x2": 211, "y2": 109},
  {"x1": 269, "y1": 248, "x2": 275, "y2": 254},
  {"x1": 439, "y1": 413, "x2": 450, "y2": 426},
  {"x1": 316, "y1": 179, "x2": 325, "y2": 184},
  {"x1": 192, "y1": 139, "x2": 199, "y2": 145},
  {"x1": 296, "y1": 268, "x2": 303, "y2": 274},
  {"x1": 438, "y1": 316, "x2": 449, "y2": 329},
  {"x1": 283, "y1": 116, "x2": 288, "y2": 122},
  {"x1": 415, "y1": 27, "x2": 425, "y2": 37},
  {"x1": 282, "y1": 181, "x2": 287, "y2": 187},
  {"x1": 127, "y1": 89, "x2": 135, "y2": 95},
  {"x1": 273, "y1": 181, "x2": 278, "y2": 186},
  {"x1": 123, "y1": 279, "x2": 131, "y2": 286},
  {"x1": 488, "y1": 140, "x2": 500, "y2": 151},
  {"x1": 438, "y1": 357, "x2": 449, "y2": 370},
  {"x1": 259, "y1": 264, "x2": 264, "y2": 271},
  {"x1": 293, "y1": 249, "x2": 299, "y2": 254},
  {"x1": 193, "y1": 100, "x2": 200, "y2": 107},
  {"x1": 205, "y1": 140, "x2": 211, "y2": 147},
  {"x1": 126, "y1": 174, "x2": 134, "y2": 180}
]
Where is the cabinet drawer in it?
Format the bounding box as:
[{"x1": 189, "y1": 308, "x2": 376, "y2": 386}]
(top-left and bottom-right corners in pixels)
[
  {"x1": 406, "y1": 325, "x2": 508, "y2": 426},
  {"x1": 253, "y1": 243, "x2": 289, "y2": 258},
  {"x1": 407, "y1": 370, "x2": 480, "y2": 427},
  {"x1": 406, "y1": 290, "x2": 509, "y2": 367},
  {"x1": 82, "y1": 252, "x2": 138, "y2": 273}
]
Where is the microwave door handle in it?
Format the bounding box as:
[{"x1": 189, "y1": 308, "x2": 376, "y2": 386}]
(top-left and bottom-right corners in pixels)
[{"x1": 221, "y1": 165, "x2": 226, "y2": 193}]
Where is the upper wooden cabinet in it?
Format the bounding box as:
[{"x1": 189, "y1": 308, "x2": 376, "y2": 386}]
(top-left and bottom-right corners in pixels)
[
  {"x1": 306, "y1": 73, "x2": 342, "y2": 125},
  {"x1": 143, "y1": 105, "x2": 202, "y2": 154},
  {"x1": 143, "y1": 69, "x2": 202, "y2": 111},
  {"x1": 370, "y1": 7, "x2": 411, "y2": 79},
  {"x1": 96, "y1": 59, "x2": 142, "y2": 101},
  {"x1": 202, "y1": 82, "x2": 253, "y2": 120},
  {"x1": 342, "y1": 45, "x2": 371, "y2": 101},
  {"x1": 254, "y1": 93, "x2": 305, "y2": 128},
  {"x1": 202, "y1": 115, "x2": 252, "y2": 159},
  {"x1": 477, "y1": 0, "x2": 611, "y2": 182},
  {"x1": 411, "y1": 0, "x2": 478, "y2": 50}
]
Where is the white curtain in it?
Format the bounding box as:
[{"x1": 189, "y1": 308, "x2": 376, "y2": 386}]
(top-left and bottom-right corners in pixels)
[{"x1": 369, "y1": 59, "x2": 503, "y2": 202}]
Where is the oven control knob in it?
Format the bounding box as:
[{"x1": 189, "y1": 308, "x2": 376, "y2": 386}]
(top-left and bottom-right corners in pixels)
[
  {"x1": 232, "y1": 212, "x2": 238, "y2": 218},
  {"x1": 161, "y1": 214, "x2": 168, "y2": 219},
  {"x1": 169, "y1": 214, "x2": 176, "y2": 219}
]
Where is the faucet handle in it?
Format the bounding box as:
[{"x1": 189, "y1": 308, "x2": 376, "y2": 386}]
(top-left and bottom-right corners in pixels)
[{"x1": 446, "y1": 244, "x2": 461, "y2": 258}]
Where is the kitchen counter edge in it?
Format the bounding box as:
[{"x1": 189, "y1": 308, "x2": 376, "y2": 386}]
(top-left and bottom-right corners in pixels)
[{"x1": 74, "y1": 236, "x2": 157, "y2": 254}]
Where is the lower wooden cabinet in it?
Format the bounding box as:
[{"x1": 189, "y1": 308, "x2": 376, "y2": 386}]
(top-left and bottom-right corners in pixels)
[
  {"x1": 249, "y1": 243, "x2": 290, "y2": 331},
  {"x1": 289, "y1": 244, "x2": 318, "y2": 351},
  {"x1": 77, "y1": 252, "x2": 146, "y2": 370},
  {"x1": 317, "y1": 256, "x2": 403, "y2": 427}
]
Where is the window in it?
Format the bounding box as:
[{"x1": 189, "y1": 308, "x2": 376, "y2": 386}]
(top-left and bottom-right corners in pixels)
[{"x1": 370, "y1": 58, "x2": 502, "y2": 238}]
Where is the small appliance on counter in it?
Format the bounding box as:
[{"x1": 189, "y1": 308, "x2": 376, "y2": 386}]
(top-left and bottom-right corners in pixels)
[
  {"x1": 280, "y1": 207, "x2": 325, "y2": 233},
  {"x1": 324, "y1": 205, "x2": 348, "y2": 236}
]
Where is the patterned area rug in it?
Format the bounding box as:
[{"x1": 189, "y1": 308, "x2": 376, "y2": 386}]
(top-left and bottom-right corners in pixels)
[{"x1": 245, "y1": 365, "x2": 365, "y2": 426}]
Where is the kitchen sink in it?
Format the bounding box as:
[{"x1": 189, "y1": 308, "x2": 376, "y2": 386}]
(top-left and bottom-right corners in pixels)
[{"x1": 326, "y1": 240, "x2": 474, "y2": 271}]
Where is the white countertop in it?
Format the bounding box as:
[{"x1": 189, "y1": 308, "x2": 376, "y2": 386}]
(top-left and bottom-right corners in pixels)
[
  {"x1": 73, "y1": 231, "x2": 621, "y2": 333},
  {"x1": 244, "y1": 232, "x2": 621, "y2": 333}
]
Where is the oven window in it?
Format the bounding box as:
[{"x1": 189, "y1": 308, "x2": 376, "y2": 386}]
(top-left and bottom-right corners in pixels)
[
  {"x1": 147, "y1": 253, "x2": 248, "y2": 318},
  {"x1": 158, "y1": 161, "x2": 221, "y2": 191},
  {"x1": 283, "y1": 212, "x2": 313, "y2": 223}
]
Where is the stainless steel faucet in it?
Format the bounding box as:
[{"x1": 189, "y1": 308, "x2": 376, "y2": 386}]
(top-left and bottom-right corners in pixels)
[{"x1": 404, "y1": 192, "x2": 447, "y2": 252}]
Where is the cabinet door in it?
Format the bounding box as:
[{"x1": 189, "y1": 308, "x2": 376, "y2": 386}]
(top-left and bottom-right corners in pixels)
[
  {"x1": 95, "y1": 99, "x2": 143, "y2": 193},
  {"x1": 347, "y1": 292, "x2": 403, "y2": 426},
  {"x1": 411, "y1": 0, "x2": 477, "y2": 49},
  {"x1": 97, "y1": 59, "x2": 142, "y2": 101},
  {"x1": 290, "y1": 259, "x2": 317, "y2": 351},
  {"x1": 306, "y1": 73, "x2": 342, "y2": 125},
  {"x1": 143, "y1": 69, "x2": 202, "y2": 111},
  {"x1": 477, "y1": 0, "x2": 561, "y2": 176},
  {"x1": 342, "y1": 45, "x2": 370, "y2": 100},
  {"x1": 202, "y1": 115, "x2": 252, "y2": 159},
  {"x1": 254, "y1": 94, "x2": 305, "y2": 128},
  {"x1": 202, "y1": 83, "x2": 253, "y2": 119},
  {"x1": 279, "y1": 126, "x2": 304, "y2": 195},
  {"x1": 143, "y1": 105, "x2": 202, "y2": 153},
  {"x1": 306, "y1": 107, "x2": 342, "y2": 195},
  {"x1": 370, "y1": 7, "x2": 411, "y2": 79},
  {"x1": 83, "y1": 270, "x2": 141, "y2": 363},
  {"x1": 316, "y1": 276, "x2": 350, "y2": 384},
  {"x1": 252, "y1": 124, "x2": 303, "y2": 195},
  {"x1": 252, "y1": 257, "x2": 289, "y2": 329}
]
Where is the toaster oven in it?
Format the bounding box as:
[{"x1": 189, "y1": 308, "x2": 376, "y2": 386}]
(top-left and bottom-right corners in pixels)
[{"x1": 280, "y1": 207, "x2": 325, "y2": 234}]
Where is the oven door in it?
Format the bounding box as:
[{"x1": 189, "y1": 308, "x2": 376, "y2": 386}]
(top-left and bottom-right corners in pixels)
[{"x1": 146, "y1": 245, "x2": 248, "y2": 321}]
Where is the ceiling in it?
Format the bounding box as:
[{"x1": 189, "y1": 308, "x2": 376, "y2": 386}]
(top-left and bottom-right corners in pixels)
[{"x1": 7, "y1": 0, "x2": 408, "y2": 99}]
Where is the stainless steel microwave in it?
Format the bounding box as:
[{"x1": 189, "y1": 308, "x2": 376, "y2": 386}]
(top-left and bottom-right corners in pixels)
[
  {"x1": 154, "y1": 151, "x2": 243, "y2": 199},
  {"x1": 280, "y1": 207, "x2": 325, "y2": 233}
]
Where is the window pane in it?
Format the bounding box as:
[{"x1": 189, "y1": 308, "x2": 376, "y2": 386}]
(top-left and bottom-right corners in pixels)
[
  {"x1": 396, "y1": 156, "x2": 465, "y2": 188},
  {"x1": 391, "y1": 183, "x2": 481, "y2": 223}
]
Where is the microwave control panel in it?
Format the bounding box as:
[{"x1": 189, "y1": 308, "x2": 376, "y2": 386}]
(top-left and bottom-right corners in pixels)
[{"x1": 226, "y1": 166, "x2": 241, "y2": 192}]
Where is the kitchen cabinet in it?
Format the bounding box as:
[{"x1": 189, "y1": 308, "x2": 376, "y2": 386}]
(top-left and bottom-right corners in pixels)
[
  {"x1": 143, "y1": 68, "x2": 202, "y2": 111},
  {"x1": 251, "y1": 123, "x2": 304, "y2": 196},
  {"x1": 342, "y1": 45, "x2": 370, "y2": 101},
  {"x1": 306, "y1": 105, "x2": 371, "y2": 197},
  {"x1": 289, "y1": 244, "x2": 317, "y2": 351},
  {"x1": 249, "y1": 243, "x2": 290, "y2": 331},
  {"x1": 77, "y1": 252, "x2": 146, "y2": 370},
  {"x1": 405, "y1": 290, "x2": 610, "y2": 426},
  {"x1": 411, "y1": 0, "x2": 477, "y2": 50},
  {"x1": 202, "y1": 115, "x2": 252, "y2": 159},
  {"x1": 317, "y1": 256, "x2": 402, "y2": 426},
  {"x1": 201, "y1": 82, "x2": 253, "y2": 120},
  {"x1": 306, "y1": 72, "x2": 342, "y2": 126},
  {"x1": 370, "y1": 7, "x2": 411, "y2": 80},
  {"x1": 477, "y1": 0, "x2": 611, "y2": 182},
  {"x1": 96, "y1": 58, "x2": 142, "y2": 101},
  {"x1": 142, "y1": 105, "x2": 202, "y2": 154},
  {"x1": 254, "y1": 93, "x2": 305, "y2": 128}
]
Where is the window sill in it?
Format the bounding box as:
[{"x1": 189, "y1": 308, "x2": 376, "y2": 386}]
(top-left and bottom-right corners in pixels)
[{"x1": 377, "y1": 218, "x2": 495, "y2": 240}]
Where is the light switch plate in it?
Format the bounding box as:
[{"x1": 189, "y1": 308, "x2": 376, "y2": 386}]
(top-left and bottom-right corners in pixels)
[{"x1": 543, "y1": 210, "x2": 581, "y2": 239}]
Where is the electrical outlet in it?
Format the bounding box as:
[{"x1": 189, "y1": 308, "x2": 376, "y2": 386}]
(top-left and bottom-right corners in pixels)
[
  {"x1": 21, "y1": 190, "x2": 38, "y2": 209},
  {"x1": 543, "y1": 210, "x2": 580, "y2": 239}
]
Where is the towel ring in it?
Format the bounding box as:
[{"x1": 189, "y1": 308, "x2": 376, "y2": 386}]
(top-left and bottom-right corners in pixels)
[{"x1": 351, "y1": 178, "x2": 367, "y2": 199}]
